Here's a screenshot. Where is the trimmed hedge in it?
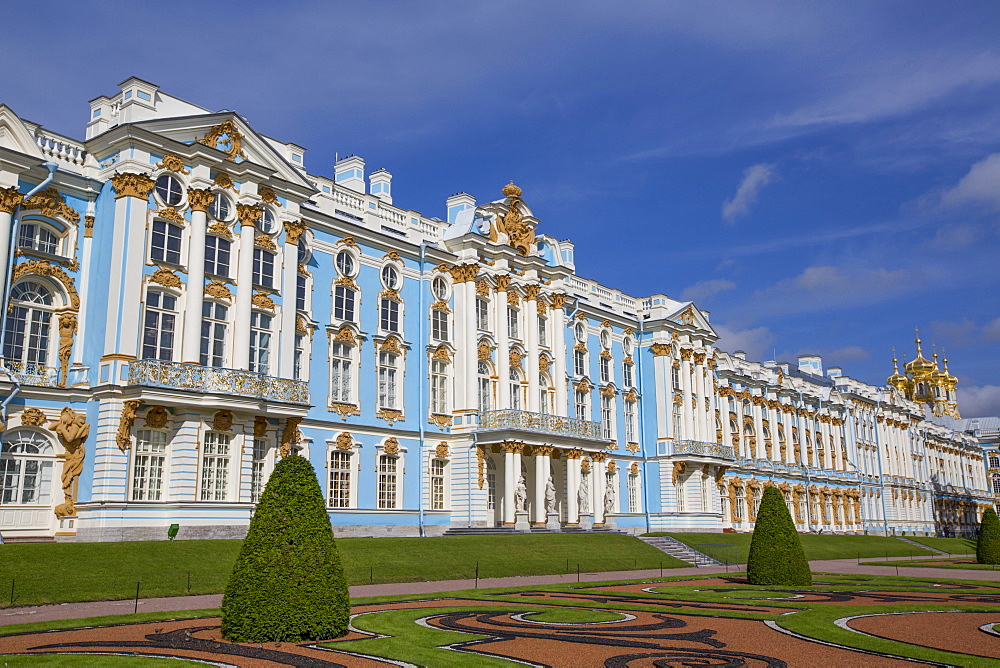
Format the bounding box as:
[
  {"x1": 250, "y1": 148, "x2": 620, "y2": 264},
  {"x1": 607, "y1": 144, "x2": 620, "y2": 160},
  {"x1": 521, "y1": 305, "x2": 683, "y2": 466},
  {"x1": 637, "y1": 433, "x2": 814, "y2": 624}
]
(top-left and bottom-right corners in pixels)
[
  {"x1": 221, "y1": 455, "x2": 349, "y2": 642},
  {"x1": 746, "y1": 486, "x2": 812, "y2": 586},
  {"x1": 977, "y1": 507, "x2": 1000, "y2": 565}
]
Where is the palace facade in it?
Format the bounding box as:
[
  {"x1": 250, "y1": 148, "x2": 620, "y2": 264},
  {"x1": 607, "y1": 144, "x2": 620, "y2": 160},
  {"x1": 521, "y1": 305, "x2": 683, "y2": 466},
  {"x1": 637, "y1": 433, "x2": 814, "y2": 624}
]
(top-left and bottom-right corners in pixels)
[{"x1": 0, "y1": 78, "x2": 991, "y2": 541}]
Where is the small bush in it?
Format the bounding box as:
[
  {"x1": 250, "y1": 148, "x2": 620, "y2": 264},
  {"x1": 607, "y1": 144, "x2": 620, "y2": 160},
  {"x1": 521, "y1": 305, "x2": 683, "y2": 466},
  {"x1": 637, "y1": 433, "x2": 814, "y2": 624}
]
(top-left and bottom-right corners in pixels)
[
  {"x1": 977, "y1": 507, "x2": 1000, "y2": 565},
  {"x1": 221, "y1": 455, "x2": 349, "y2": 642},
  {"x1": 746, "y1": 486, "x2": 812, "y2": 586}
]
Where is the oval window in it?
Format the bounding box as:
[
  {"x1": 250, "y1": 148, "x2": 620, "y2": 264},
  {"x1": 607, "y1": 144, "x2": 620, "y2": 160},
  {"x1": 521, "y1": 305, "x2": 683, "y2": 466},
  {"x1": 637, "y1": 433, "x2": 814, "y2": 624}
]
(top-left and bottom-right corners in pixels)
[
  {"x1": 335, "y1": 250, "x2": 355, "y2": 276},
  {"x1": 155, "y1": 175, "x2": 183, "y2": 206},
  {"x1": 381, "y1": 264, "x2": 400, "y2": 290}
]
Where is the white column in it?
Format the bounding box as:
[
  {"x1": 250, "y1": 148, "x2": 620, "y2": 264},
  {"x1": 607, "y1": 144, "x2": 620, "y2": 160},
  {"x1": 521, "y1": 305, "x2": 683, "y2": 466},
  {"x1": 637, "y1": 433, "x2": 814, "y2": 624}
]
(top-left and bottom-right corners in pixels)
[
  {"x1": 496, "y1": 282, "x2": 511, "y2": 409},
  {"x1": 594, "y1": 455, "x2": 607, "y2": 524},
  {"x1": 452, "y1": 278, "x2": 469, "y2": 410},
  {"x1": 566, "y1": 450, "x2": 580, "y2": 524},
  {"x1": 0, "y1": 203, "x2": 17, "y2": 304},
  {"x1": 753, "y1": 401, "x2": 765, "y2": 461},
  {"x1": 114, "y1": 178, "x2": 157, "y2": 358},
  {"x1": 503, "y1": 443, "x2": 517, "y2": 525},
  {"x1": 465, "y1": 273, "x2": 479, "y2": 411},
  {"x1": 551, "y1": 296, "x2": 568, "y2": 416},
  {"x1": 279, "y1": 229, "x2": 299, "y2": 378},
  {"x1": 233, "y1": 222, "x2": 256, "y2": 370},
  {"x1": 768, "y1": 404, "x2": 780, "y2": 462},
  {"x1": 181, "y1": 194, "x2": 210, "y2": 364},
  {"x1": 525, "y1": 286, "x2": 540, "y2": 412},
  {"x1": 74, "y1": 208, "x2": 94, "y2": 365},
  {"x1": 680, "y1": 353, "x2": 694, "y2": 439},
  {"x1": 539, "y1": 448, "x2": 552, "y2": 522},
  {"x1": 533, "y1": 446, "x2": 547, "y2": 524}
]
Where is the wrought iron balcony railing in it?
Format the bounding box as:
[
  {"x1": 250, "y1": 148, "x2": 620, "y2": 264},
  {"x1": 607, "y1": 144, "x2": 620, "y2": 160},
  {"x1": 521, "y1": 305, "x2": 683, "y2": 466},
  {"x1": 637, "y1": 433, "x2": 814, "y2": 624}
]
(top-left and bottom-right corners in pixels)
[
  {"x1": 477, "y1": 409, "x2": 605, "y2": 441},
  {"x1": 669, "y1": 440, "x2": 736, "y2": 461},
  {"x1": 1, "y1": 360, "x2": 59, "y2": 387},
  {"x1": 128, "y1": 360, "x2": 310, "y2": 405}
]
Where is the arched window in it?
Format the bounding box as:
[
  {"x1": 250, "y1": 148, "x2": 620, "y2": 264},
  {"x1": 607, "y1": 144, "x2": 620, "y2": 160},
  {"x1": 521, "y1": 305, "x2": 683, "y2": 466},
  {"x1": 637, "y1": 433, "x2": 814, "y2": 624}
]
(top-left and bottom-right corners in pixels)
[
  {"x1": 3, "y1": 281, "x2": 55, "y2": 368},
  {"x1": 539, "y1": 372, "x2": 553, "y2": 414},
  {"x1": 18, "y1": 222, "x2": 59, "y2": 255},
  {"x1": 0, "y1": 430, "x2": 54, "y2": 505},
  {"x1": 478, "y1": 361, "x2": 493, "y2": 413},
  {"x1": 509, "y1": 367, "x2": 522, "y2": 410}
]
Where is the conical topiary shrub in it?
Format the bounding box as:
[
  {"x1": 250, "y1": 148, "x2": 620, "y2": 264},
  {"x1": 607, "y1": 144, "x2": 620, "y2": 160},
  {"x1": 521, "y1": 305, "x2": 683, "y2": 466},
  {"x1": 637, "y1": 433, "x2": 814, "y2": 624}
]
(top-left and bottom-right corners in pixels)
[
  {"x1": 977, "y1": 507, "x2": 1000, "y2": 565},
  {"x1": 746, "y1": 485, "x2": 812, "y2": 586},
  {"x1": 222, "y1": 455, "x2": 349, "y2": 642}
]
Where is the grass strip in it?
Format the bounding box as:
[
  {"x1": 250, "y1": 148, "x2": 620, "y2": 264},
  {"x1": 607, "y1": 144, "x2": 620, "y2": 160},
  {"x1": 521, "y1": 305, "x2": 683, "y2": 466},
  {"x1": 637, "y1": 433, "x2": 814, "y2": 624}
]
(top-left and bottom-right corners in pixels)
[
  {"x1": 859, "y1": 559, "x2": 1000, "y2": 570},
  {"x1": 655, "y1": 532, "x2": 937, "y2": 563}
]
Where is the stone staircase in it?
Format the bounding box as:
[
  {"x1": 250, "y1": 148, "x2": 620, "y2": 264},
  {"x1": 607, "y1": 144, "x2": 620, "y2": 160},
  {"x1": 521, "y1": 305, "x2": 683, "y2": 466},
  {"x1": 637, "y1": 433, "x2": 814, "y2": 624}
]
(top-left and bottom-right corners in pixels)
[
  {"x1": 894, "y1": 535, "x2": 948, "y2": 555},
  {"x1": 638, "y1": 535, "x2": 723, "y2": 567}
]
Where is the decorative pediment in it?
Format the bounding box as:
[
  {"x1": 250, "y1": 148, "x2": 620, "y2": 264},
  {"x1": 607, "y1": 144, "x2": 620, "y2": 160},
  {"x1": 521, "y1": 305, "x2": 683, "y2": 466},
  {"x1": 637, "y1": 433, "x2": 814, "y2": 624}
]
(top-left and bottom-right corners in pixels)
[
  {"x1": 667, "y1": 301, "x2": 717, "y2": 336},
  {"x1": 482, "y1": 181, "x2": 537, "y2": 256}
]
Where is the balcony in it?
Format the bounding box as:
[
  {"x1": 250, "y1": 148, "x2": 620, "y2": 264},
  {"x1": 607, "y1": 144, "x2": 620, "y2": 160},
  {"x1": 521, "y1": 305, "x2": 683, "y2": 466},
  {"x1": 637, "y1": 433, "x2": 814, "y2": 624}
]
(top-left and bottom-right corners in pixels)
[
  {"x1": 1, "y1": 361, "x2": 90, "y2": 388},
  {"x1": 127, "y1": 360, "x2": 309, "y2": 405},
  {"x1": 477, "y1": 409, "x2": 606, "y2": 442},
  {"x1": 667, "y1": 440, "x2": 736, "y2": 461}
]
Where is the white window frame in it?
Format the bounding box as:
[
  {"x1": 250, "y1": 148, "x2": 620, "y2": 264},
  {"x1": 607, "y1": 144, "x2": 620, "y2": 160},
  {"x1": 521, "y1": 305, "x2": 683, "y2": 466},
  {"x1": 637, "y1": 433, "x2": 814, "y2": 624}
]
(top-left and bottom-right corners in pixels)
[
  {"x1": 575, "y1": 389, "x2": 589, "y2": 421},
  {"x1": 250, "y1": 437, "x2": 272, "y2": 504},
  {"x1": 601, "y1": 394, "x2": 614, "y2": 440},
  {"x1": 430, "y1": 358, "x2": 449, "y2": 414},
  {"x1": 330, "y1": 341, "x2": 355, "y2": 404},
  {"x1": 507, "y1": 306, "x2": 520, "y2": 340},
  {"x1": 478, "y1": 360, "x2": 494, "y2": 413},
  {"x1": 0, "y1": 429, "x2": 55, "y2": 506},
  {"x1": 17, "y1": 221, "x2": 60, "y2": 256},
  {"x1": 150, "y1": 219, "x2": 183, "y2": 266},
  {"x1": 252, "y1": 248, "x2": 275, "y2": 288},
  {"x1": 377, "y1": 451, "x2": 401, "y2": 509},
  {"x1": 431, "y1": 308, "x2": 449, "y2": 342},
  {"x1": 328, "y1": 447, "x2": 355, "y2": 509},
  {"x1": 200, "y1": 301, "x2": 228, "y2": 368},
  {"x1": 430, "y1": 457, "x2": 448, "y2": 510},
  {"x1": 333, "y1": 285, "x2": 356, "y2": 323},
  {"x1": 199, "y1": 431, "x2": 232, "y2": 502},
  {"x1": 378, "y1": 351, "x2": 400, "y2": 410},
  {"x1": 3, "y1": 280, "x2": 58, "y2": 370},
  {"x1": 476, "y1": 297, "x2": 489, "y2": 331},
  {"x1": 249, "y1": 311, "x2": 272, "y2": 374},
  {"x1": 380, "y1": 297, "x2": 400, "y2": 333},
  {"x1": 204, "y1": 235, "x2": 231, "y2": 278},
  {"x1": 142, "y1": 289, "x2": 178, "y2": 361}
]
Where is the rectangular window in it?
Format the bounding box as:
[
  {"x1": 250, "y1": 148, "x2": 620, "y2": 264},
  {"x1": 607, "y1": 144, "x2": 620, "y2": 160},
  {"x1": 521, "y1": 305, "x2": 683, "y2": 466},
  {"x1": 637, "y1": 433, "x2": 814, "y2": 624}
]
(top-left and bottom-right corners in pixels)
[
  {"x1": 574, "y1": 350, "x2": 586, "y2": 376},
  {"x1": 200, "y1": 301, "x2": 228, "y2": 368},
  {"x1": 431, "y1": 459, "x2": 446, "y2": 510},
  {"x1": 380, "y1": 298, "x2": 399, "y2": 332},
  {"x1": 252, "y1": 249, "x2": 274, "y2": 288},
  {"x1": 250, "y1": 438, "x2": 269, "y2": 504},
  {"x1": 330, "y1": 342, "x2": 353, "y2": 403},
  {"x1": 601, "y1": 395, "x2": 614, "y2": 439},
  {"x1": 377, "y1": 455, "x2": 398, "y2": 509},
  {"x1": 600, "y1": 356, "x2": 611, "y2": 384},
  {"x1": 378, "y1": 352, "x2": 398, "y2": 409},
  {"x1": 328, "y1": 450, "x2": 352, "y2": 508},
  {"x1": 625, "y1": 401, "x2": 637, "y2": 443},
  {"x1": 293, "y1": 334, "x2": 306, "y2": 381},
  {"x1": 430, "y1": 359, "x2": 448, "y2": 413},
  {"x1": 507, "y1": 307, "x2": 519, "y2": 339},
  {"x1": 200, "y1": 432, "x2": 231, "y2": 501},
  {"x1": 431, "y1": 309, "x2": 449, "y2": 342},
  {"x1": 150, "y1": 220, "x2": 182, "y2": 264},
  {"x1": 627, "y1": 474, "x2": 639, "y2": 513},
  {"x1": 142, "y1": 291, "x2": 176, "y2": 361},
  {"x1": 334, "y1": 286, "x2": 355, "y2": 322},
  {"x1": 131, "y1": 430, "x2": 167, "y2": 501},
  {"x1": 249, "y1": 312, "x2": 271, "y2": 374},
  {"x1": 575, "y1": 390, "x2": 589, "y2": 421},
  {"x1": 204, "y1": 236, "x2": 231, "y2": 277},
  {"x1": 476, "y1": 297, "x2": 489, "y2": 331},
  {"x1": 478, "y1": 362, "x2": 492, "y2": 413},
  {"x1": 671, "y1": 365, "x2": 681, "y2": 390},
  {"x1": 623, "y1": 362, "x2": 634, "y2": 388},
  {"x1": 18, "y1": 223, "x2": 58, "y2": 255},
  {"x1": 538, "y1": 317, "x2": 547, "y2": 347},
  {"x1": 296, "y1": 274, "x2": 307, "y2": 311}
]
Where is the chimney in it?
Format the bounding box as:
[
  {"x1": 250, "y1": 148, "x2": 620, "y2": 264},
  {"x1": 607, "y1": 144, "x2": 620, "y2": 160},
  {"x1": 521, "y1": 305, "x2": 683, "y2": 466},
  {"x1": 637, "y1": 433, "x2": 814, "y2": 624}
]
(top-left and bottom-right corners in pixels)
[
  {"x1": 369, "y1": 168, "x2": 392, "y2": 204},
  {"x1": 733, "y1": 350, "x2": 746, "y2": 360},
  {"x1": 334, "y1": 155, "x2": 365, "y2": 193},
  {"x1": 827, "y1": 366, "x2": 842, "y2": 378},
  {"x1": 446, "y1": 192, "x2": 476, "y2": 224},
  {"x1": 797, "y1": 354, "x2": 823, "y2": 376}
]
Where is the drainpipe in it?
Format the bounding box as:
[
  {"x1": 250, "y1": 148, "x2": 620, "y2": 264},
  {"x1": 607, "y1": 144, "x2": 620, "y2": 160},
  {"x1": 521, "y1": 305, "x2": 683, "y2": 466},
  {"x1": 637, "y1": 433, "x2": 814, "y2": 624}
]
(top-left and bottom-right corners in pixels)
[
  {"x1": 0, "y1": 162, "x2": 59, "y2": 426},
  {"x1": 417, "y1": 243, "x2": 427, "y2": 537},
  {"x1": 636, "y1": 316, "x2": 651, "y2": 534}
]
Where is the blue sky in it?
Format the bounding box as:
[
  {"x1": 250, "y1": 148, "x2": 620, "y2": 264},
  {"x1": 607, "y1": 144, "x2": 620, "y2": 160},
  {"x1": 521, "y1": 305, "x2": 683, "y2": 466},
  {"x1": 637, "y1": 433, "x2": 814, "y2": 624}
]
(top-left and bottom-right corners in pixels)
[{"x1": 4, "y1": 1, "x2": 999, "y2": 415}]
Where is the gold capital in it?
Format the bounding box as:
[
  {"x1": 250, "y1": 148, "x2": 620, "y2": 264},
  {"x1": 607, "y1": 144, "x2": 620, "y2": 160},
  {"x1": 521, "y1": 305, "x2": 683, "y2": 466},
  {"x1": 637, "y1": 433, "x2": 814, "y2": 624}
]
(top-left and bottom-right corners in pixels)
[
  {"x1": 0, "y1": 186, "x2": 24, "y2": 213},
  {"x1": 187, "y1": 188, "x2": 214, "y2": 212},
  {"x1": 237, "y1": 203, "x2": 262, "y2": 226},
  {"x1": 283, "y1": 220, "x2": 306, "y2": 244}
]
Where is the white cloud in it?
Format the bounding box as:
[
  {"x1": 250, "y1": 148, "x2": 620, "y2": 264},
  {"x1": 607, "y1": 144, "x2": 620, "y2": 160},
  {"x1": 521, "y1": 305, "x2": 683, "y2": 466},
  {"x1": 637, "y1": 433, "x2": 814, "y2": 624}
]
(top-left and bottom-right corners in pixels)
[
  {"x1": 721, "y1": 163, "x2": 778, "y2": 224},
  {"x1": 743, "y1": 264, "x2": 919, "y2": 316},
  {"x1": 925, "y1": 223, "x2": 985, "y2": 251},
  {"x1": 941, "y1": 153, "x2": 1000, "y2": 210},
  {"x1": 680, "y1": 279, "x2": 737, "y2": 303},
  {"x1": 826, "y1": 346, "x2": 871, "y2": 363},
  {"x1": 931, "y1": 317, "x2": 1000, "y2": 346},
  {"x1": 957, "y1": 385, "x2": 1000, "y2": 418},
  {"x1": 713, "y1": 323, "x2": 775, "y2": 360}
]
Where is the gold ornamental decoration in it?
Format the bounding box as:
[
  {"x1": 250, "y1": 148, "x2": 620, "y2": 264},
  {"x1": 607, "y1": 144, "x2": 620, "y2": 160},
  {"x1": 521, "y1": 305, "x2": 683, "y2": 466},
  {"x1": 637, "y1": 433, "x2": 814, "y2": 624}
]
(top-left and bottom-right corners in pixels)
[
  {"x1": 334, "y1": 325, "x2": 357, "y2": 345},
  {"x1": 284, "y1": 220, "x2": 306, "y2": 244},
  {"x1": 448, "y1": 263, "x2": 479, "y2": 284},
  {"x1": 259, "y1": 186, "x2": 281, "y2": 206},
  {"x1": 0, "y1": 186, "x2": 24, "y2": 213},
  {"x1": 493, "y1": 275, "x2": 511, "y2": 292},
  {"x1": 213, "y1": 172, "x2": 236, "y2": 190},
  {"x1": 432, "y1": 345, "x2": 451, "y2": 363},
  {"x1": 156, "y1": 207, "x2": 185, "y2": 224},
  {"x1": 57, "y1": 312, "x2": 77, "y2": 388},
  {"x1": 251, "y1": 292, "x2": 275, "y2": 310},
  {"x1": 22, "y1": 188, "x2": 80, "y2": 222},
  {"x1": 489, "y1": 181, "x2": 534, "y2": 256},
  {"x1": 205, "y1": 280, "x2": 233, "y2": 300},
  {"x1": 212, "y1": 410, "x2": 234, "y2": 432},
  {"x1": 509, "y1": 349, "x2": 524, "y2": 369},
  {"x1": 550, "y1": 294, "x2": 567, "y2": 310},
  {"x1": 379, "y1": 337, "x2": 402, "y2": 354},
  {"x1": 207, "y1": 220, "x2": 233, "y2": 239},
  {"x1": 51, "y1": 407, "x2": 89, "y2": 518},
  {"x1": 156, "y1": 154, "x2": 189, "y2": 174},
  {"x1": 475, "y1": 280, "x2": 490, "y2": 297},
  {"x1": 435, "y1": 442, "x2": 450, "y2": 458},
  {"x1": 197, "y1": 119, "x2": 247, "y2": 161},
  {"x1": 506, "y1": 290, "x2": 520, "y2": 305},
  {"x1": 236, "y1": 203, "x2": 262, "y2": 226},
  {"x1": 477, "y1": 340, "x2": 492, "y2": 361},
  {"x1": 650, "y1": 343, "x2": 671, "y2": 357},
  {"x1": 253, "y1": 416, "x2": 269, "y2": 438},
  {"x1": 336, "y1": 432, "x2": 354, "y2": 450},
  {"x1": 111, "y1": 173, "x2": 156, "y2": 201},
  {"x1": 429, "y1": 414, "x2": 453, "y2": 428},
  {"x1": 477, "y1": 445, "x2": 485, "y2": 489},
  {"x1": 672, "y1": 461, "x2": 686, "y2": 485},
  {"x1": 84, "y1": 215, "x2": 94, "y2": 238},
  {"x1": 116, "y1": 399, "x2": 145, "y2": 449},
  {"x1": 20, "y1": 407, "x2": 47, "y2": 426},
  {"x1": 376, "y1": 408, "x2": 403, "y2": 425},
  {"x1": 255, "y1": 235, "x2": 277, "y2": 251},
  {"x1": 524, "y1": 284, "x2": 540, "y2": 301},
  {"x1": 329, "y1": 402, "x2": 360, "y2": 419},
  {"x1": 383, "y1": 437, "x2": 400, "y2": 455},
  {"x1": 150, "y1": 268, "x2": 182, "y2": 288},
  {"x1": 279, "y1": 417, "x2": 302, "y2": 457},
  {"x1": 145, "y1": 405, "x2": 170, "y2": 429},
  {"x1": 536, "y1": 296, "x2": 549, "y2": 314},
  {"x1": 188, "y1": 188, "x2": 214, "y2": 212},
  {"x1": 538, "y1": 356, "x2": 551, "y2": 374}
]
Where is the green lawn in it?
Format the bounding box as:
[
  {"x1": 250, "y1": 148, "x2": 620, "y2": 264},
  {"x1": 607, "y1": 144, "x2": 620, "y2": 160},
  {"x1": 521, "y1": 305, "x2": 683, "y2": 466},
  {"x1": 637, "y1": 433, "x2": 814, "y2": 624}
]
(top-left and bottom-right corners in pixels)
[
  {"x1": 0, "y1": 534, "x2": 684, "y2": 607},
  {"x1": 900, "y1": 536, "x2": 976, "y2": 555},
  {"x1": 657, "y1": 532, "x2": 936, "y2": 563},
  {"x1": 860, "y1": 558, "x2": 1000, "y2": 570}
]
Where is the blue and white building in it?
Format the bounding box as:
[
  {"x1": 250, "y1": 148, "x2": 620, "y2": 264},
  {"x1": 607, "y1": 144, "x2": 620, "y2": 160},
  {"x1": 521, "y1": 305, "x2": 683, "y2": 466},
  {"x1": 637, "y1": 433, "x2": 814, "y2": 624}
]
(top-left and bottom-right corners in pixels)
[{"x1": 0, "y1": 78, "x2": 990, "y2": 541}]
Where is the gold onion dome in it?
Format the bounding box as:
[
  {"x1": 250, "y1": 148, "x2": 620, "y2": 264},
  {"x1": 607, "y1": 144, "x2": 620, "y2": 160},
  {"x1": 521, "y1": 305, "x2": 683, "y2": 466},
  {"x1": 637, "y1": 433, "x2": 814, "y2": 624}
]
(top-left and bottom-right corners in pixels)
[
  {"x1": 904, "y1": 336, "x2": 935, "y2": 378},
  {"x1": 887, "y1": 355, "x2": 908, "y2": 391},
  {"x1": 942, "y1": 355, "x2": 958, "y2": 389},
  {"x1": 929, "y1": 352, "x2": 947, "y2": 385},
  {"x1": 502, "y1": 180, "x2": 522, "y2": 198}
]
